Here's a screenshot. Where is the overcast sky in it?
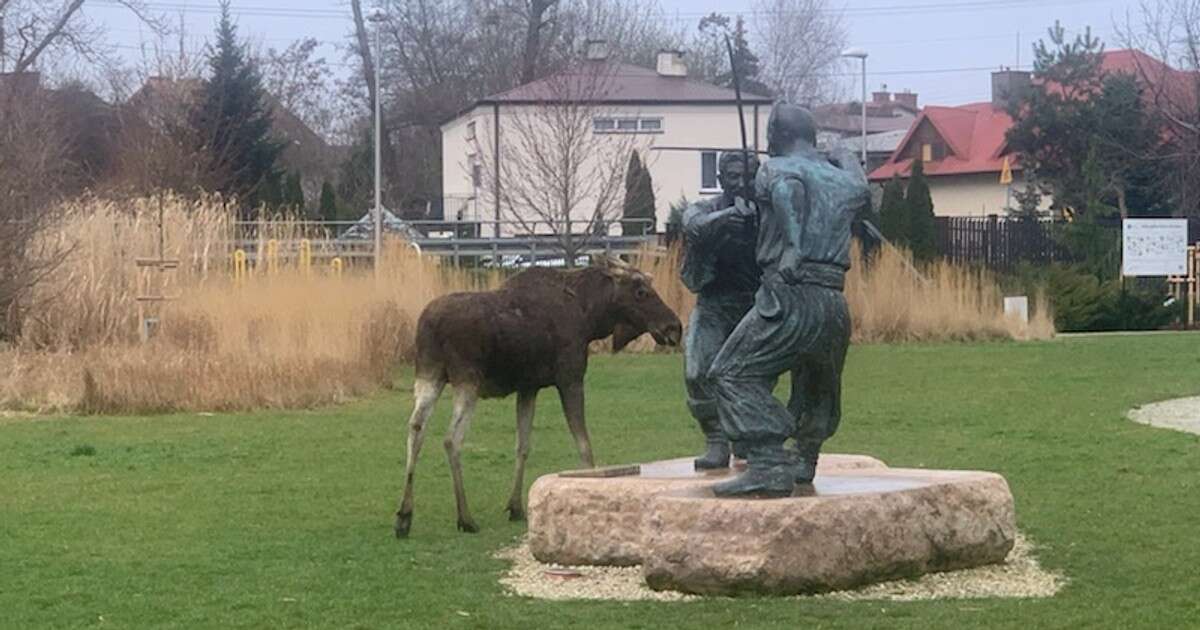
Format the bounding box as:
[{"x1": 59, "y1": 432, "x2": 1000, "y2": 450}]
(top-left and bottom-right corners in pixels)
[{"x1": 88, "y1": 0, "x2": 1140, "y2": 106}]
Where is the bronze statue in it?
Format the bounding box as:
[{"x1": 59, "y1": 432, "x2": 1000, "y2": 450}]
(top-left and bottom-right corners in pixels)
[
  {"x1": 680, "y1": 152, "x2": 760, "y2": 469},
  {"x1": 707, "y1": 103, "x2": 871, "y2": 497}
]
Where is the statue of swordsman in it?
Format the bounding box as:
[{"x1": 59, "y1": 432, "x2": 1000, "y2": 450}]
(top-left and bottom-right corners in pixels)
[
  {"x1": 707, "y1": 103, "x2": 871, "y2": 498},
  {"x1": 679, "y1": 151, "x2": 760, "y2": 470}
]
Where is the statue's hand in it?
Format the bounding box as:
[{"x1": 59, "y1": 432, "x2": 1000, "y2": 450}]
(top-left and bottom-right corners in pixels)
[{"x1": 733, "y1": 196, "x2": 757, "y2": 218}]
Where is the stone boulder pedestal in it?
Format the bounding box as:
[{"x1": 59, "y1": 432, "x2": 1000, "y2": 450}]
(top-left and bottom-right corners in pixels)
[
  {"x1": 641, "y1": 468, "x2": 1016, "y2": 596},
  {"x1": 527, "y1": 454, "x2": 886, "y2": 566}
]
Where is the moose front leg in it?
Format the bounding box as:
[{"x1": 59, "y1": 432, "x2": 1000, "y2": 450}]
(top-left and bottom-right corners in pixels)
[
  {"x1": 557, "y1": 381, "x2": 594, "y2": 468},
  {"x1": 506, "y1": 390, "x2": 537, "y2": 521}
]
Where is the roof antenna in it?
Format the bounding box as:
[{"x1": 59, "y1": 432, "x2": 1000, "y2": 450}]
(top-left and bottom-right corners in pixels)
[{"x1": 1016, "y1": 31, "x2": 1021, "y2": 70}]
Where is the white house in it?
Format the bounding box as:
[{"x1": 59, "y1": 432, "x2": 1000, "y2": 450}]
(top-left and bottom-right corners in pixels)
[{"x1": 440, "y1": 44, "x2": 772, "y2": 236}]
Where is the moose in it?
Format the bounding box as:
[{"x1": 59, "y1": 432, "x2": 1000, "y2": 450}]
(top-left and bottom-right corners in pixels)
[{"x1": 394, "y1": 257, "x2": 682, "y2": 537}]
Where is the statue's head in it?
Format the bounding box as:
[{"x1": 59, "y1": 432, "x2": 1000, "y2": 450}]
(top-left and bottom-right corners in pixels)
[
  {"x1": 717, "y1": 151, "x2": 760, "y2": 195},
  {"x1": 767, "y1": 103, "x2": 817, "y2": 156}
]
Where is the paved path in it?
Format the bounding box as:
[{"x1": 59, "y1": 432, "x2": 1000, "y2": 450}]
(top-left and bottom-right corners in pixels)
[{"x1": 1128, "y1": 397, "x2": 1200, "y2": 436}]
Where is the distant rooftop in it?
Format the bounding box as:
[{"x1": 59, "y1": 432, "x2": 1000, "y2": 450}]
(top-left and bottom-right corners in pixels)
[{"x1": 471, "y1": 60, "x2": 772, "y2": 109}]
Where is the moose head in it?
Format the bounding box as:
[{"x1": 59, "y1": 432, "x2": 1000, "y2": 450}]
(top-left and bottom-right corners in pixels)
[{"x1": 592, "y1": 256, "x2": 682, "y2": 351}]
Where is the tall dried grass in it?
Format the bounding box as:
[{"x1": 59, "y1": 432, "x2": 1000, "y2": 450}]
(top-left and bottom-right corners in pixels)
[
  {"x1": 1, "y1": 195, "x2": 1050, "y2": 414},
  {"x1": 630, "y1": 242, "x2": 1054, "y2": 346},
  {"x1": 7, "y1": 196, "x2": 499, "y2": 413}
]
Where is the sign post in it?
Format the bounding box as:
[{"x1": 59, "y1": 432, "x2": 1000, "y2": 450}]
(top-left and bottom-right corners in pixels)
[{"x1": 1123, "y1": 218, "x2": 1192, "y2": 327}]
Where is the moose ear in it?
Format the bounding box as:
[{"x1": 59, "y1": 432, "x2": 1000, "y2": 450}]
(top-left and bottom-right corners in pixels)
[{"x1": 612, "y1": 323, "x2": 642, "y2": 353}]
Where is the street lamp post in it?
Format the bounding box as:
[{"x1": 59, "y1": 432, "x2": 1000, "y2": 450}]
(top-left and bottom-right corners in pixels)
[
  {"x1": 368, "y1": 9, "x2": 386, "y2": 275},
  {"x1": 841, "y1": 47, "x2": 869, "y2": 167}
]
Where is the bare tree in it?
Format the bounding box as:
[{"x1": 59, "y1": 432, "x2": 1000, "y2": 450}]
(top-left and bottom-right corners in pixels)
[
  {"x1": 751, "y1": 0, "x2": 848, "y2": 105},
  {"x1": 1117, "y1": 0, "x2": 1200, "y2": 214},
  {"x1": 0, "y1": 89, "x2": 69, "y2": 341},
  {"x1": 0, "y1": 1, "x2": 163, "y2": 76},
  {"x1": 259, "y1": 37, "x2": 336, "y2": 141},
  {"x1": 475, "y1": 61, "x2": 648, "y2": 265}
]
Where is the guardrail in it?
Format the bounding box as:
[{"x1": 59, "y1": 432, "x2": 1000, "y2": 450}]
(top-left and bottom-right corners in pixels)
[{"x1": 225, "y1": 218, "x2": 658, "y2": 267}]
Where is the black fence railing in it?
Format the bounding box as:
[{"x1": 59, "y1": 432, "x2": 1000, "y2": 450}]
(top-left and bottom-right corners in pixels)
[
  {"x1": 935, "y1": 216, "x2": 1072, "y2": 272},
  {"x1": 934, "y1": 215, "x2": 1200, "y2": 272}
]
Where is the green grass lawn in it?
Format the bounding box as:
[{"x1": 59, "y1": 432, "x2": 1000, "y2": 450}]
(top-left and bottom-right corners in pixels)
[{"x1": 3, "y1": 335, "x2": 1200, "y2": 629}]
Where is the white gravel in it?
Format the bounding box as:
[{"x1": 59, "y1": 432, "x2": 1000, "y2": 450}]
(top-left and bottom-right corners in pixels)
[
  {"x1": 494, "y1": 533, "x2": 1064, "y2": 602},
  {"x1": 1128, "y1": 397, "x2": 1200, "y2": 436}
]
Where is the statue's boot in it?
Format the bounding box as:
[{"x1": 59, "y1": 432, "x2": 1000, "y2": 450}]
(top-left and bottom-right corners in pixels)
[
  {"x1": 792, "y1": 454, "x2": 817, "y2": 484},
  {"x1": 694, "y1": 438, "x2": 731, "y2": 470},
  {"x1": 693, "y1": 415, "x2": 731, "y2": 470},
  {"x1": 711, "y1": 443, "x2": 794, "y2": 498},
  {"x1": 789, "y1": 442, "x2": 820, "y2": 484}
]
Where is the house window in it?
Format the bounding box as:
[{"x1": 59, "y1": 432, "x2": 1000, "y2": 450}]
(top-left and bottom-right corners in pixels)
[
  {"x1": 470, "y1": 156, "x2": 481, "y2": 187},
  {"x1": 593, "y1": 117, "x2": 664, "y2": 134},
  {"x1": 701, "y1": 151, "x2": 718, "y2": 190},
  {"x1": 466, "y1": 121, "x2": 476, "y2": 140},
  {"x1": 921, "y1": 143, "x2": 932, "y2": 162}
]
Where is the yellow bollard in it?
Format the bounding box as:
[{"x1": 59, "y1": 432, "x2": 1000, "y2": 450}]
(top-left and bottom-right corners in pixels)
[
  {"x1": 265, "y1": 239, "x2": 279, "y2": 276},
  {"x1": 331, "y1": 257, "x2": 344, "y2": 278},
  {"x1": 233, "y1": 249, "x2": 247, "y2": 284},
  {"x1": 299, "y1": 239, "x2": 312, "y2": 276}
]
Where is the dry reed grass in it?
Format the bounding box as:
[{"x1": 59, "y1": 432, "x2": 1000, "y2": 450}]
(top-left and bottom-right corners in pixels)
[
  {"x1": 7, "y1": 196, "x2": 499, "y2": 413},
  {"x1": 2, "y1": 195, "x2": 1050, "y2": 414},
  {"x1": 629, "y1": 242, "x2": 1054, "y2": 347}
]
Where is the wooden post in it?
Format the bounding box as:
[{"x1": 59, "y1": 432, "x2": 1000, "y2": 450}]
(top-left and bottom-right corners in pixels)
[{"x1": 1190, "y1": 244, "x2": 1197, "y2": 329}]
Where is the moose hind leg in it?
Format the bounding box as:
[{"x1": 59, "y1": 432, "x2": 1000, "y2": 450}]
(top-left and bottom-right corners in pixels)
[
  {"x1": 507, "y1": 390, "x2": 537, "y2": 521},
  {"x1": 558, "y1": 382, "x2": 594, "y2": 468},
  {"x1": 395, "y1": 376, "x2": 445, "y2": 538},
  {"x1": 445, "y1": 384, "x2": 480, "y2": 533}
]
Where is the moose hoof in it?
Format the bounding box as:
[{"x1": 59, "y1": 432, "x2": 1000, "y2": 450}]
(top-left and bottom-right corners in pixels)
[
  {"x1": 506, "y1": 505, "x2": 526, "y2": 522},
  {"x1": 457, "y1": 517, "x2": 480, "y2": 534},
  {"x1": 394, "y1": 511, "x2": 413, "y2": 538}
]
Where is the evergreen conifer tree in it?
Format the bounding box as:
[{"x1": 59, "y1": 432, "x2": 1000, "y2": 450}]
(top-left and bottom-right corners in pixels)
[
  {"x1": 283, "y1": 171, "x2": 305, "y2": 213},
  {"x1": 905, "y1": 159, "x2": 937, "y2": 261},
  {"x1": 878, "y1": 175, "x2": 909, "y2": 245},
  {"x1": 191, "y1": 1, "x2": 283, "y2": 217},
  {"x1": 713, "y1": 15, "x2": 771, "y2": 97},
  {"x1": 622, "y1": 151, "x2": 656, "y2": 235},
  {"x1": 318, "y1": 181, "x2": 338, "y2": 222}
]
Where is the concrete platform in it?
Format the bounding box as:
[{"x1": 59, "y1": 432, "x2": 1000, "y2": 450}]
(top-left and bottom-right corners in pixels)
[{"x1": 527, "y1": 454, "x2": 886, "y2": 566}]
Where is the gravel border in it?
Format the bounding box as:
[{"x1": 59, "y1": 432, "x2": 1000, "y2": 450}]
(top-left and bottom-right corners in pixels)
[
  {"x1": 1128, "y1": 396, "x2": 1200, "y2": 436},
  {"x1": 494, "y1": 532, "x2": 1064, "y2": 602}
]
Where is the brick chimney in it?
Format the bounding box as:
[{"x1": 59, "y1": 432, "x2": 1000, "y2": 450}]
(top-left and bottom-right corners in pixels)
[
  {"x1": 584, "y1": 39, "x2": 610, "y2": 61},
  {"x1": 871, "y1": 90, "x2": 891, "y2": 104},
  {"x1": 991, "y1": 69, "x2": 1031, "y2": 109},
  {"x1": 894, "y1": 90, "x2": 918, "y2": 110},
  {"x1": 656, "y1": 49, "x2": 687, "y2": 77}
]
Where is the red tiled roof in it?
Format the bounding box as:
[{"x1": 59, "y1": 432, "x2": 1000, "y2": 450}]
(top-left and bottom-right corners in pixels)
[
  {"x1": 478, "y1": 61, "x2": 772, "y2": 105},
  {"x1": 868, "y1": 49, "x2": 1196, "y2": 182},
  {"x1": 868, "y1": 102, "x2": 1017, "y2": 181}
]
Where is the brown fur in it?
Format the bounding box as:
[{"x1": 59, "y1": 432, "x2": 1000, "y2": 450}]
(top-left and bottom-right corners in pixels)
[{"x1": 394, "y1": 260, "x2": 681, "y2": 537}]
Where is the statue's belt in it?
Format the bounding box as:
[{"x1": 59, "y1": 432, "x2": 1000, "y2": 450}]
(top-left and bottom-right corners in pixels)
[
  {"x1": 755, "y1": 263, "x2": 845, "y2": 320},
  {"x1": 770, "y1": 263, "x2": 846, "y2": 291}
]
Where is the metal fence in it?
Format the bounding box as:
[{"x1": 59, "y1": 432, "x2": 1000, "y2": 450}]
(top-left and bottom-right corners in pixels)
[
  {"x1": 226, "y1": 218, "x2": 658, "y2": 268},
  {"x1": 934, "y1": 215, "x2": 1200, "y2": 272},
  {"x1": 934, "y1": 216, "x2": 1070, "y2": 272}
]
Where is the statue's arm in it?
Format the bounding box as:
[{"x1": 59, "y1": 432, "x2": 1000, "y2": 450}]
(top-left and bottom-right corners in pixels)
[
  {"x1": 771, "y1": 175, "x2": 808, "y2": 282},
  {"x1": 683, "y1": 202, "x2": 739, "y2": 248}
]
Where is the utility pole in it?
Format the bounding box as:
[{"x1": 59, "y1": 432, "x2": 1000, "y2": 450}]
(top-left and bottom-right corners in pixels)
[
  {"x1": 841, "y1": 47, "x2": 869, "y2": 167},
  {"x1": 368, "y1": 9, "x2": 386, "y2": 276}
]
